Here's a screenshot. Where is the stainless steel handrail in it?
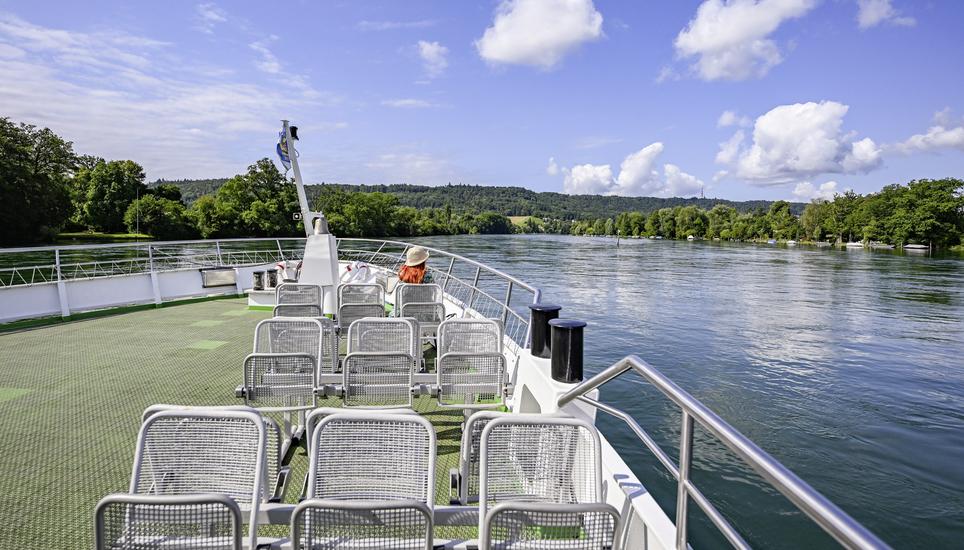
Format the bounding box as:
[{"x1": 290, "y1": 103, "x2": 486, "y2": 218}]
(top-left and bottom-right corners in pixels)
[
  {"x1": 558, "y1": 355, "x2": 890, "y2": 550},
  {"x1": 335, "y1": 238, "x2": 541, "y2": 298},
  {"x1": 336, "y1": 238, "x2": 542, "y2": 348}
]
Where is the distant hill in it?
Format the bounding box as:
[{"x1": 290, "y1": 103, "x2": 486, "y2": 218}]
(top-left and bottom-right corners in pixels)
[
  {"x1": 150, "y1": 179, "x2": 804, "y2": 218},
  {"x1": 149, "y1": 178, "x2": 229, "y2": 203}
]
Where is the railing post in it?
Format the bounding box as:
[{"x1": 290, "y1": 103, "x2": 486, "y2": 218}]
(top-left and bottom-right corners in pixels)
[
  {"x1": 443, "y1": 257, "x2": 455, "y2": 293},
  {"x1": 467, "y1": 266, "x2": 482, "y2": 311},
  {"x1": 676, "y1": 411, "x2": 694, "y2": 550},
  {"x1": 148, "y1": 245, "x2": 161, "y2": 306},
  {"x1": 215, "y1": 241, "x2": 223, "y2": 266},
  {"x1": 501, "y1": 281, "x2": 513, "y2": 324},
  {"x1": 276, "y1": 239, "x2": 284, "y2": 261},
  {"x1": 54, "y1": 248, "x2": 70, "y2": 318}
]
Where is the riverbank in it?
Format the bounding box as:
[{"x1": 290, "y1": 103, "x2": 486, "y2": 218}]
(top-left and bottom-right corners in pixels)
[{"x1": 56, "y1": 231, "x2": 153, "y2": 244}]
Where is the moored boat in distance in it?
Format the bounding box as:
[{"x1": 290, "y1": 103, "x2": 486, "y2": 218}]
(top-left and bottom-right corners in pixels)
[
  {"x1": 787, "y1": 240, "x2": 797, "y2": 246},
  {"x1": 846, "y1": 242, "x2": 865, "y2": 248},
  {"x1": 870, "y1": 242, "x2": 895, "y2": 250}
]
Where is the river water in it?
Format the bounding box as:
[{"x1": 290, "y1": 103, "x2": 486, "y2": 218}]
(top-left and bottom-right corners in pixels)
[{"x1": 417, "y1": 234, "x2": 963, "y2": 549}]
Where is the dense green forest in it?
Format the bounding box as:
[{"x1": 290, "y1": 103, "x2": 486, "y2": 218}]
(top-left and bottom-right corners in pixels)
[
  {"x1": 2, "y1": 117, "x2": 962, "y2": 249},
  {"x1": 152, "y1": 178, "x2": 803, "y2": 218}
]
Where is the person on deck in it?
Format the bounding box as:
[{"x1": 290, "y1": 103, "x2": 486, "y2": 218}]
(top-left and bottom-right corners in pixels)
[{"x1": 398, "y1": 246, "x2": 429, "y2": 284}]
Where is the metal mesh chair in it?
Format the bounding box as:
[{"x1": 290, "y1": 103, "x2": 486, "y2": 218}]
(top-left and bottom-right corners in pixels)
[
  {"x1": 273, "y1": 304, "x2": 323, "y2": 318},
  {"x1": 479, "y1": 416, "x2": 605, "y2": 540},
  {"x1": 95, "y1": 493, "x2": 242, "y2": 550},
  {"x1": 347, "y1": 318, "x2": 419, "y2": 356},
  {"x1": 480, "y1": 502, "x2": 620, "y2": 550},
  {"x1": 395, "y1": 283, "x2": 442, "y2": 313},
  {"x1": 339, "y1": 283, "x2": 385, "y2": 305},
  {"x1": 253, "y1": 317, "x2": 337, "y2": 374},
  {"x1": 242, "y1": 353, "x2": 316, "y2": 410},
  {"x1": 452, "y1": 411, "x2": 506, "y2": 505},
  {"x1": 338, "y1": 303, "x2": 386, "y2": 333},
  {"x1": 292, "y1": 500, "x2": 432, "y2": 550},
  {"x1": 437, "y1": 352, "x2": 506, "y2": 410},
  {"x1": 122, "y1": 409, "x2": 267, "y2": 549},
  {"x1": 342, "y1": 353, "x2": 415, "y2": 408},
  {"x1": 304, "y1": 407, "x2": 417, "y2": 454},
  {"x1": 438, "y1": 318, "x2": 503, "y2": 355},
  {"x1": 307, "y1": 413, "x2": 435, "y2": 504},
  {"x1": 139, "y1": 405, "x2": 283, "y2": 504},
  {"x1": 399, "y1": 303, "x2": 445, "y2": 327},
  {"x1": 276, "y1": 283, "x2": 323, "y2": 307}
]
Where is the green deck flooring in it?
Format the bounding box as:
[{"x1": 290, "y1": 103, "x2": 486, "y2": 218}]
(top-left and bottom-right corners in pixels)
[{"x1": 0, "y1": 298, "x2": 468, "y2": 548}]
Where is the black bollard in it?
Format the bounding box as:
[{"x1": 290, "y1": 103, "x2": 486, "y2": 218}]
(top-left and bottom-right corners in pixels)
[
  {"x1": 549, "y1": 319, "x2": 586, "y2": 383},
  {"x1": 253, "y1": 271, "x2": 265, "y2": 291},
  {"x1": 528, "y1": 303, "x2": 562, "y2": 358}
]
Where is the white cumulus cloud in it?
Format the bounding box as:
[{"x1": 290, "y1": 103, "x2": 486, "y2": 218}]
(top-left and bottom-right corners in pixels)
[
  {"x1": 546, "y1": 157, "x2": 559, "y2": 176},
  {"x1": 674, "y1": 0, "x2": 816, "y2": 81},
  {"x1": 718, "y1": 101, "x2": 882, "y2": 185},
  {"x1": 893, "y1": 111, "x2": 964, "y2": 154},
  {"x1": 717, "y1": 109, "x2": 751, "y2": 127},
  {"x1": 856, "y1": 0, "x2": 915, "y2": 29},
  {"x1": 417, "y1": 40, "x2": 448, "y2": 78},
  {"x1": 475, "y1": 0, "x2": 603, "y2": 69},
  {"x1": 559, "y1": 143, "x2": 704, "y2": 197},
  {"x1": 250, "y1": 39, "x2": 281, "y2": 74},
  {"x1": 563, "y1": 163, "x2": 614, "y2": 195},
  {"x1": 793, "y1": 181, "x2": 840, "y2": 201}
]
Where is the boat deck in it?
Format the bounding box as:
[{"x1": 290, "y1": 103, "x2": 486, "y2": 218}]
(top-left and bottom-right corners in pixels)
[{"x1": 0, "y1": 297, "x2": 468, "y2": 548}]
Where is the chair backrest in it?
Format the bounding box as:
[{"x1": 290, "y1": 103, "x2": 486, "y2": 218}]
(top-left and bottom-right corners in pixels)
[
  {"x1": 338, "y1": 283, "x2": 385, "y2": 305},
  {"x1": 338, "y1": 303, "x2": 386, "y2": 332},
  {"x1": 276, "y1": 283, "x2": 323, "y2": 307},
  {"x1": 292, "y1": 500, "x2": 432, "y2": 550},
  {"x1": 130, "y1": 409, "x2": 266, "y2": 548},
  {"x1": 307, "y1": 413, "x2": 435, "y2": 505},
  {"x1": 140, "y1": 405, "x2": 280, "y2": 503},
  {"x1": 480, "y1": 501, "x2": 620, "y2": 550},
  {"x1": 342, "y1": 353, "x2": 415, "y2": 408},
  {"x1": 304, "y1": 407, "x2": 417, "y2": 452},
  {"x1": 438, "y1": 318, "x2": 503, "y2": 355},
  {"x1": 479, "y1": 416, "x2": 602, "y2": 519},
  {"x1": 437, "y1": 352, "x2": 506, "y2": 410},
  {"x1": 253, "y1": 317, "x2": 337, "y2": 374},
  {"x1": 347, "y1": 318, "x2": 418, "y2": 356},
  {"x1": 395, "y1": 283, "x2": 442, "y2": 313},
  {"x1": 95, "y1": 493, "x2": 242, "y2": 550},
  {"x1": 243, "y1": 353, "x2": 317, "y2": 409},
  {"x1": 458, "y1": 411, "x2": 507, "y2": 505},
  {"x1": 399, "y1": 302, "x2": 445, "y2": 326},
  {"x1": 273, "y1": 304, "x2": 323, "y2": 318}
]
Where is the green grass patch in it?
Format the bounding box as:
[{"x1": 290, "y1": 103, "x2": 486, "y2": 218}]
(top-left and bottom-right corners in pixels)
[
  {"x1": 0, "y1": 388, "x2": 32, "y2": 404},
  {"x1": 190, "y1": 320, "x2": 225, "y2": 327},
  {"x1": 185, "y1": 339, "x2": 227, "y2": 350},
  {"x1": 247, "y1": 305, "x2": 274, "y2": 311}
]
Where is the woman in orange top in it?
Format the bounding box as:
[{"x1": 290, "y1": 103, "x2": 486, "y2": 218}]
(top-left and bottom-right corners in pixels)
[{"x1": 398, "y1": 246, "x2": 429, "y2": 284}]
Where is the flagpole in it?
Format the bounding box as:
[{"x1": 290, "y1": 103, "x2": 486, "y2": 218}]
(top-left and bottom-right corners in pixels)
[{"x1": 281, "y1": 119, "x2": 327, "y2": 236}]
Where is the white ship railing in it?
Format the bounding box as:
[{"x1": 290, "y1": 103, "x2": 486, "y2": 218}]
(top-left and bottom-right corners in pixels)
[
  {"x1": 336, "y1": 238, "x2": 541, "y2": 348},
  {"x1": 0, "y1": 238, "x2": 307, "y2": 287},
  {"x1": 558, "y1": 355, "x2": 890, "y2": 550}
]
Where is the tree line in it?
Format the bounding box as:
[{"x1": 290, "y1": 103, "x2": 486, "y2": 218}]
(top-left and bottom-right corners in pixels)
[
  {"x1": 2, "y1": 117, "x2": 961, "y2": 248},
  {"x1": 547, "y1": 180, "x2": 962, "y2": 248}
]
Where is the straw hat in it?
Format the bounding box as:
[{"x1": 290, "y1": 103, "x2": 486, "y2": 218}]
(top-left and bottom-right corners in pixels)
[{"x1": 405, "y1": 246, "x2": 430, "y2": 266}]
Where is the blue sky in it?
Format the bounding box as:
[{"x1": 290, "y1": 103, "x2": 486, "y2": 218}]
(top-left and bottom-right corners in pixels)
[{"x1": 1, "y1": 1, "x2": 962, "y2": 201}]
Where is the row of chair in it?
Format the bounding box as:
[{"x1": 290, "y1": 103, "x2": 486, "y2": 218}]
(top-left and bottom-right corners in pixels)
[
  {"x1": 240, "y1": 317, "x2": 508, "y2": 411},
  {"x1": 95, "y1": 407, "x2": 621, "y2": 549},
  {"x1": 273, "y1": 282, "x2": 447, "y2": 335}
]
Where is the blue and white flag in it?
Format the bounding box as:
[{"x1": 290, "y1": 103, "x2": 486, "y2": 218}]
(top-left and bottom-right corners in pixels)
[{"x1": 276, "y1": 129, "x2": 291, "y2": 171}]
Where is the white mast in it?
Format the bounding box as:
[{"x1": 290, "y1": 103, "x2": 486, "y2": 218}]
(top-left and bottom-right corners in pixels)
[{"x1": 281, "y1": 119, "x2": 328, "y2": 237}]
